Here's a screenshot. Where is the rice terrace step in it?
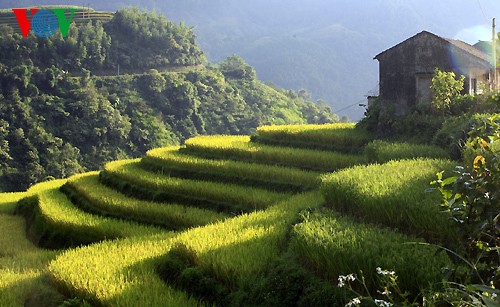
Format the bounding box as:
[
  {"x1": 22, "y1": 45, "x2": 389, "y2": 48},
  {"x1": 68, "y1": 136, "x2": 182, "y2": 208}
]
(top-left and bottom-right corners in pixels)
[{"x1": 1, "y1": 123, "x2": 463, "y2": 305}]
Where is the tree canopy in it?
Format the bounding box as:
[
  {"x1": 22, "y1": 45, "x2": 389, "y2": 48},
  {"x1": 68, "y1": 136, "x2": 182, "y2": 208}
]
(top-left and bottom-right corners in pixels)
[{"x1": 0, "y1": 8, "x2": 338, "y2": 191}]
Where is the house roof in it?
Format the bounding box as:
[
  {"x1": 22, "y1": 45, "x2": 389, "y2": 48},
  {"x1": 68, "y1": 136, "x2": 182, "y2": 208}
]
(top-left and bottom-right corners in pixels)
[{"x1": 374, "y1": 30, "x2": 491, "y2": 63}]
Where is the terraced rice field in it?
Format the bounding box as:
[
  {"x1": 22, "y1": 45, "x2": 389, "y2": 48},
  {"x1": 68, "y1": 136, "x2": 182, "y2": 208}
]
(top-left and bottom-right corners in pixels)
[{"x1": 1, "y1": 123, "x2": 458, "y2": 306}]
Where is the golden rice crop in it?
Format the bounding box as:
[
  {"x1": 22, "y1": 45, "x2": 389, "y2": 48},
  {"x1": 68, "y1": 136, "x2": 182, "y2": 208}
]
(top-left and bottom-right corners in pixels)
[
  {"x1": 184, "y1": 135, "x2": 367, "y2": 171},
  {"x1": 0, "y1": 214, "x2": 58, "y2": 306},
  {"x1": 0, "y1": 192, "x2": 26, "y2": 214},
  {"x1": 142, "y1": 146, "x2": 321, "y2": 191},
  {"x1": 254, "y1": 123, "x2": 371, "y2": 151},
  {"x1": 66, "y1": 172, "x2": 228, "y2": 229},
  {"x1": 364, "y1": 140, "x2": 449, "y2": 163},
  {"x1": 20, "y1": 179, "x2": 163, "y2": 247},
  {"x1": 321, "y1": 158, "x2": 457, "y2": 243},
  {"x1": 103, "y1": 159, "x2": 290, "y2": 211},
  {"x1": 48, "y1": 192, "x2": 324, "y2": 305},
  {"x1": 290, "y1": 210, "x2": 450, "y2": 296}
]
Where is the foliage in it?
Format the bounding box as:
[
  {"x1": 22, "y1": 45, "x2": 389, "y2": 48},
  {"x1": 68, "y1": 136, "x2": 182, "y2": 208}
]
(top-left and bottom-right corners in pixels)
[
  {"x1": 103, "y1": 7, "x2": 206, "y2": 69},
  {"x1": 218, "y1": 55, "x2": 256, "y2": 80},
  {"x1": 252, "y1": 123, "x2": 371, "y2": 153},
  {"x1": 431, "y1": 68, "x2": 465, "y2": 113},
  {"x1": 364, "y1": 140, "x2": 449, "y2": 163},
  {"x1": 432, "y1": 114, "x2": 500, "y2": 288},
  {"x1": 389, "y1": 112, "x2": 445, "y2": 144},
  {"x1": 0, "y1": 13, "x2": 337, "y2": 190},
  {"x1": 321, "y1": 158, "x2": 458, "y2": 243},
  {"x1": 432, "y1": 113, "x2": 492, "y2": 160}
]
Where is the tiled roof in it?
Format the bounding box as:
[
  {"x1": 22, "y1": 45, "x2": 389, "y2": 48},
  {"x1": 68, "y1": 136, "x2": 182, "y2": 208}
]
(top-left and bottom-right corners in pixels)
[{"x1": 375, "y1": 30, "x2": 491, "y2": 64}]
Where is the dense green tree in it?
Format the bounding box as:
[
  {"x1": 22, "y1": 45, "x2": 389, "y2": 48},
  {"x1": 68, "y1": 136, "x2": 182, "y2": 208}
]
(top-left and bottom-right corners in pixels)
[
  {"x1": 218, "y1": 56, "x2": 256, "y2": 81},
  {"x1": 0, "y1": 8, "x2": 337, "y2": 191},
  {"x1": 431, "y1": 68, "x2": 465, "y2": 113}
]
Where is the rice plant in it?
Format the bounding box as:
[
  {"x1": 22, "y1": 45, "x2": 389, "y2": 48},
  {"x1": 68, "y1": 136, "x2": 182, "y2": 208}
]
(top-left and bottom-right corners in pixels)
[
  {"x1": 65, "y1": 172, "x2": 228, "y2": 229},
  {"x1": 0, "y1": 192, "x2": 27, "y2": 214},
  {"x1": 48, "y1": 192, "x2": 325, "y2": 305},
  {"x1": 364, "y1": 140, "x2": 449, "y2": 163},
  {"x1": 16, "y1": 179, "x2": 163, "y2": 248},
  {"x1": 0, "y1": 214, "x2": 59, "y2": 306},
  {"x1": 184, "y1": 135, "x2": 367, "y2": 171},
  {"x1": 321, "y1": 158, "x2": 457, "y2": 243},
  {"x1": 253, "y1": 123, "x2": 371, "y2": 152},
  {"x1": 102, "y1": 159, "x2": 290, "y2": 212},
  {"x1": 290, "y1": 210, "x2": 450, "y2": 298},
  {"x1": 142, "y1": 146, "x2": 321, "y2": 191}
]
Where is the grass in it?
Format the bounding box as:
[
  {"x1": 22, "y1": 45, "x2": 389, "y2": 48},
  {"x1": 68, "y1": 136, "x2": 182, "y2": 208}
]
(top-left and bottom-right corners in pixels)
[
  {"x1": 364, "y1": 140, "x2": 450, "y2": 163},
  {"x1": 184, "y1": 135, "x2": 367, "y2": 171},
  {"x1": 64, "y1": 172, "x2": 228, "y2": 230},
  {"x1": 102, "y1": 159, "x2": 290, "y2": 213},
  {"x1": 253, "y1": 123, "x2": 371, "y2": 152},
  {"x1": 48, "y1": 192, "x2": 324, "y2": 305},
  {"x1": 290, "y1": 210, "x2": 450, "y2": 297},
  {"x1": 141, "y1": 146, "x2": 321, "y2": 192},
  {"x1": 321, "y1": 158, "x2": 458, "y2": 243}
]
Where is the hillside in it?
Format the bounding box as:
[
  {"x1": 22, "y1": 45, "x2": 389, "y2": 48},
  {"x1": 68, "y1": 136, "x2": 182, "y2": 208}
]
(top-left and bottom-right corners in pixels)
[
  {"x1": 0, "y1": 7, "x2": 337, "y2": 191},
  {"x1": 0, "y1": 123, "x2": 461, "y2": 306},
  {"x1": 2, "y1": 0, "x2": 498, "y2": 120}
]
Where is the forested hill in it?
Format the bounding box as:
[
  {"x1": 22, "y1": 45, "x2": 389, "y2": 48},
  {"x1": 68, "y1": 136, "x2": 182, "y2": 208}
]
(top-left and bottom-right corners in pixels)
[{"x1": 0, "y1": 7, "x2": 338, "y2": 191}]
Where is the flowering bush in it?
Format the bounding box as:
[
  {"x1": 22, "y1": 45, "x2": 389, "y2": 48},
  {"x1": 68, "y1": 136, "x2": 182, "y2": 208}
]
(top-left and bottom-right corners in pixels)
[
  {"x1": 432, "y1": 114, "x2": 500, "y2": 305},
  {"x1": 337, "y1": 267, "x2": 411, "y2": 307}
]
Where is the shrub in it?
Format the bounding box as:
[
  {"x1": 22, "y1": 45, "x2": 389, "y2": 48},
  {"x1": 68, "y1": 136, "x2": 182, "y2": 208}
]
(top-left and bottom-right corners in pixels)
[
  {"x1": 390, "y1": 112, "x2": 444, "y2": 144},
  {"x1": 433, "y1": 114, "x2": 500, "y2": 288},
  {"x1": 431, "y1": 68, "x2": 465, "y2": 114},
  {"x1": 432, "y1": 113, "x2": 492, "y2": 160}
]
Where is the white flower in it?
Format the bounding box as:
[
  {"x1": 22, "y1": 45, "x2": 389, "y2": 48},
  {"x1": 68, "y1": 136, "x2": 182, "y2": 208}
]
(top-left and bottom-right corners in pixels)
[
  {"x1": 491, "y1": 293, "x2": 497, "y2": 299},
  {"x1": 337, "y1": 274, "x2": 356, "y2": 287},
  {"x1": 375, "y1": 299, "x2": 393, "y2": 307},
  {"x1": 376, "y1": 267, "x2": 395, "y2": 276},
  {"x1": 345, "y1": 297, "x2": 362, "y2": 306},
  {"x1": 381, "y1": 290, "x2": 392, "y2": 296}
]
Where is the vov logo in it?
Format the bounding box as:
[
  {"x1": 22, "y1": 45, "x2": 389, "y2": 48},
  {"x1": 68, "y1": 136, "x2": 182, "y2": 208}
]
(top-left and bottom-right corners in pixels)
[{"x1": 12, "y1": 8, "x2": 76, "y2": 38}]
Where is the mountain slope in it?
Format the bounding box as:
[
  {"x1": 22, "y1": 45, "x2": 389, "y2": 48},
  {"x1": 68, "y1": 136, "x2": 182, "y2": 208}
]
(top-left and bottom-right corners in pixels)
[{"x1": 1, "y1": 0, "x2": 498, "y2": 119}]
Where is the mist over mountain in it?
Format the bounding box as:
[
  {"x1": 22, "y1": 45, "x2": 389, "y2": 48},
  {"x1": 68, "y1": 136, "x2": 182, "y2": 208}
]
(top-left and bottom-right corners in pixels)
[{"x1": 2, "y1": 0, "x2": 498, "y2": 120}]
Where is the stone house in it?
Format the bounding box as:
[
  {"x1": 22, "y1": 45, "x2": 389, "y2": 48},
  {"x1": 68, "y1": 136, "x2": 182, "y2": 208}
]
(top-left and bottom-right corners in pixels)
[{"x1": 373, "y1": 31, "x2": 495, "y2": 116}]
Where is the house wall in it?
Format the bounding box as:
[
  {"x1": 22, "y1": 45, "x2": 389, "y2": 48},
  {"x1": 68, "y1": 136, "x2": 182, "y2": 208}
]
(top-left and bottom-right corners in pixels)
[{"x1": 376, "y1": 32, "x2": 491, "y2": 116}]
